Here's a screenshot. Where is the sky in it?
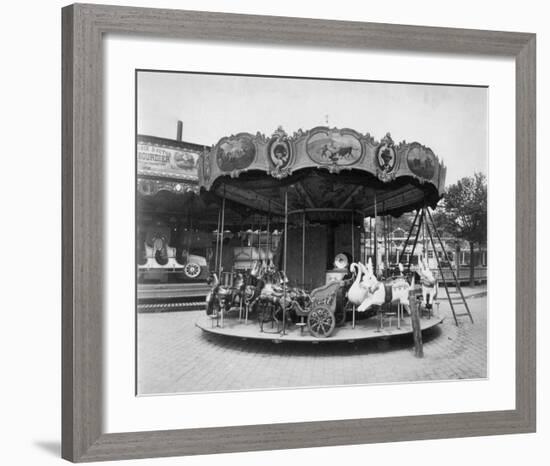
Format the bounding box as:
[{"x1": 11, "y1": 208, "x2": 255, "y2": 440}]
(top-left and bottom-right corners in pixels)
[{"x1": 137, "y1": 71, "x2": 487, "y2": 185}]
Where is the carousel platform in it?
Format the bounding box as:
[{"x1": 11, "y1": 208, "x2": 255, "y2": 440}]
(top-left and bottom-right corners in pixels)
[{"x1": 196, "y1": 313, "x2": 444, "y2": 343}]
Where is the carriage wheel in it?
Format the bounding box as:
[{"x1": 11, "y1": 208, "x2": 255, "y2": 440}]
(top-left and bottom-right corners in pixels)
[
  {"x1": 307, "y1": 305, "x2": 336, "y2": 338},
  {"x1": 183, "y1": 262, "x2": 201, "y2": 279}
]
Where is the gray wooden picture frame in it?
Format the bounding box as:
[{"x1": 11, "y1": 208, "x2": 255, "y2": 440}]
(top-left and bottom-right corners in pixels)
[{"x1": 62, "y1": 3, "x2": 536, "y2": 462}]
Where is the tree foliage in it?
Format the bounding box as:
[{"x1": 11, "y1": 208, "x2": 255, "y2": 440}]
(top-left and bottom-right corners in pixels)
[{"x1": 440, "y1": 172, "x2": 487, "y2": 245}]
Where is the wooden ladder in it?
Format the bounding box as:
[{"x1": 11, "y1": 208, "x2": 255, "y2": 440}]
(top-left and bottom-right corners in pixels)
[
  {"x1": 399, "y1": 207, "x2": 474, "y2": 326},
  {"x1": 424, "y1": 208, "x2": 474, "y2": 326}
]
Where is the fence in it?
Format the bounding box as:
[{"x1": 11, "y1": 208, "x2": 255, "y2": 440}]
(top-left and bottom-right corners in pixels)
[{"x1": 434, "y1": 266, "x2": 487, "y2": 285}]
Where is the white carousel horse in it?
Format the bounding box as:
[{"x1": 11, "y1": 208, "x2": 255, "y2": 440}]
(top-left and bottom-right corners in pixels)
[
  {"x1": 356, "y1": 258, "x2": 411, "y2": 314},
  {"x1": 347, "y1": 262, "x2": 370, "y2": 306},
  {"x1": 417, "y1": 256, "x2": 438, "y2": 311}
]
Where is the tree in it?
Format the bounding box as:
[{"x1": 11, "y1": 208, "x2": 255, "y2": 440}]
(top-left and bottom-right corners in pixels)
[{"x1": 439, "y1": 173, "x2": 487, "y2": 286}]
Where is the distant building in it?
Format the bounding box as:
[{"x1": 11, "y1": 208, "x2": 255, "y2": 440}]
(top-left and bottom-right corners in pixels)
[{"x1": 137, "y1": 134, "x2": 211, "y2": 283}]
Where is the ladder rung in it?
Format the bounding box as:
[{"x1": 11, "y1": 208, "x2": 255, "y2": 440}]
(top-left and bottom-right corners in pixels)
[{"x1": 455, "y1": 313, "x2": 472, "y2": 317}]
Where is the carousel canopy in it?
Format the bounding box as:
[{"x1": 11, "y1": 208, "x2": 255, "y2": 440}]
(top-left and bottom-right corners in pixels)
[{"x1": 198, "y1": 127, "x2": 446, "y2": 220}]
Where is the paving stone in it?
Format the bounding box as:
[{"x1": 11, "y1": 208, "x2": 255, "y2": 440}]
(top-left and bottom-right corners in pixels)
[{"x1": 137, "y1": 289, "x2": 487, "y2": 394}]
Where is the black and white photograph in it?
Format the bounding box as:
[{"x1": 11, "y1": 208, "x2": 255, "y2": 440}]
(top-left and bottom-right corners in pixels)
[
  {"x1": 136, "y1": 71, "x2": 488, "y2": 395},
  {"x1": 2, "y1": 0, "x2": 544, "y2": 464}
]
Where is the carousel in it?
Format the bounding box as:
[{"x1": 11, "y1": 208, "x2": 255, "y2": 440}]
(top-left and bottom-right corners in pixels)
[{"x1": 195, "y1": 126, "x2": 467, "y2": 343}]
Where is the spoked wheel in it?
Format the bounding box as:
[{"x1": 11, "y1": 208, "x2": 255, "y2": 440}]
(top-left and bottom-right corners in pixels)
[
  {"x1": 307, "y1": 305, "x2": 336, "y2": 338},
  {"x1": 183, "y1": 262, "x2": 201, "y2": 279}
]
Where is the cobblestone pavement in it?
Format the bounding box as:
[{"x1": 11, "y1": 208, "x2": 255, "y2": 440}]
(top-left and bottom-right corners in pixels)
[{"x1": 137, "y1": 287, "x2": 487, "y2": 394}]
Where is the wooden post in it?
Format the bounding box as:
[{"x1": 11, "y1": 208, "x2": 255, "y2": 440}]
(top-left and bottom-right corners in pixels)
[{"x1": 409, "y1": 278, "x2": 424, "y2": 358}]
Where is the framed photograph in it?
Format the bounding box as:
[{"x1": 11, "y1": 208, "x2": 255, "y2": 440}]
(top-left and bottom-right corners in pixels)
[{"x1": 62, "y1": 3, "x2": 536, "y2": 462}]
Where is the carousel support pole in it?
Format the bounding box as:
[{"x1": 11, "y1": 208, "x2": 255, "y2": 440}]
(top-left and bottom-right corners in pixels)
[
  {"x1": 219, "y1": 191, "x2": 226, "y2": 328},
  {"x1": 351, "y1": 211, "x2": 355, "y2": 263},
  {"x1": 219, "y1": 196, "x2": 226, "y2": 276},
  {"x1": 368, "y1": 217, "x2": 372, "y2": 263},
  {"x1": 373, "y1": 192, "x2": 378, "y2": 275},
  {"x1": 302, "y1": 211, "x2": 306, "y2": 288},
  {"x1": 281, "y1": 190, "x2": 288, "y2": 336},
  {"x1": 389, "y1": 215, "x2": 393, "y2": 270},
  {"x1": 214, "y1": 208, "x2": 221, "y2": 273},
  {"x1": 258, "y1": 213, "x2": 262, "y2": 250},
  {"x1": 351, "y1": 211, "x2": 356, "y2": 329},
  {"x1": 383, "y1": 208, "x2": 388, "y2": 278},
  {"x1": 267, "y1": 202, "x2": 271, "y2": 266}
]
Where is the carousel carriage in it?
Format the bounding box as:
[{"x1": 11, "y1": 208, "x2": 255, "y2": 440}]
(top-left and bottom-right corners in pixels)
[
  {"x1": 249, "y1": 256, "x2": 353, "y2": 338},
  {"x1": 206, "y1": 257, "x2": 351, "y2": 337},
  {"x1": 199, "y1": 126, "x2": 471, "y2": 339}
]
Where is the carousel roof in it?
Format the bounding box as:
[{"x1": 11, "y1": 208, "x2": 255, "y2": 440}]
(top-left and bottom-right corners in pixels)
[{"x1": 197, "y1": 127, "x2": 447, "y2": 220}]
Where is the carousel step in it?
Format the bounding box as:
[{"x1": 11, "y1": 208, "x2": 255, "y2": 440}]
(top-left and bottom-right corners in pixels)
[
  {"x1": 138, "y1": 300, "x2": 205, "y2": 313},
  {"x1": 138, "y1": 282, "x2": 210, "y2": 300}
]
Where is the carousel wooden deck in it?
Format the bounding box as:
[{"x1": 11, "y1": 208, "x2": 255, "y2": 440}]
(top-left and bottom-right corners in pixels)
[{"x1": 196, "y1": 313, "x2": 444, "y2": 343}]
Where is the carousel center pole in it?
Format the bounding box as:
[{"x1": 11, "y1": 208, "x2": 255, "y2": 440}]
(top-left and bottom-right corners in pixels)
[{"x1": 281, "y1": 190, "x2": 288, "y2": 336}]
